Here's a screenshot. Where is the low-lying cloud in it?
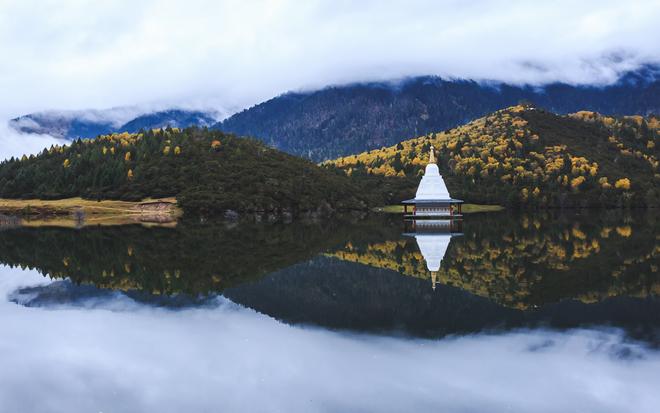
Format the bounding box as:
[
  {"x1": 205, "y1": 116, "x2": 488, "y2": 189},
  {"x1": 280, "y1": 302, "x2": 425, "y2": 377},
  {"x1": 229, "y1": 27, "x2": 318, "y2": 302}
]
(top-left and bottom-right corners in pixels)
[
  {"x1": 1, "y1": 0, "x2": 659, "y2": 160},
  {"x1": 1, "y1": 265, "x2": 659, "y2": 413},
  {"x1": 0, "y1": 121, "x2": 67, "y2": 161},
  {"x1": 1, "y1": 0, "x2": 659, "y2": 115}
]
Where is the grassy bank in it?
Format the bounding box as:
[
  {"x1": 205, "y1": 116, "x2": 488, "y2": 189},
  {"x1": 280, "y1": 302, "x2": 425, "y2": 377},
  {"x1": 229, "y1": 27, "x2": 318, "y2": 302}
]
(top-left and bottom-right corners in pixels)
[
  {"x1": 0, "y1": 197, "x2": 181, "y2": 217},
  {"x1": 374, "y1": 204, "x2": 504, "y2": 214}
]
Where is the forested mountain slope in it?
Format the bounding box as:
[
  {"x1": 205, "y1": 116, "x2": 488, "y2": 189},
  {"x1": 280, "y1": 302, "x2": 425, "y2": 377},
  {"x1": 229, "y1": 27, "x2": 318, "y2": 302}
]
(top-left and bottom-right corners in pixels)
[
  {"x1": 326, "y1": 106, "x2": 660, "y2": 207},
  {"x1": 217, "y1": 67, "x2": 660, "y2": 161},
  {"x1": 0, "y1": 128, "x2": 371, "y2": 216}
]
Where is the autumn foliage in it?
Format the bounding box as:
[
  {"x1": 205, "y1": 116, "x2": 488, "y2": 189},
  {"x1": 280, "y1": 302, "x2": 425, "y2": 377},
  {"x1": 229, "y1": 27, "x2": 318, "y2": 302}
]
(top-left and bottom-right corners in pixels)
[{"x1": 326, "y1": 106, "x2": 659, "y2": 207}]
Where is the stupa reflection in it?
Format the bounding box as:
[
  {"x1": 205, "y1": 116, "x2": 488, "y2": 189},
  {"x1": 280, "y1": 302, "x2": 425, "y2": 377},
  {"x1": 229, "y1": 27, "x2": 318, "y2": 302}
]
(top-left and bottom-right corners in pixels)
[{"x1": 404, "y1": 219, "x2": 462, "y2": 289}]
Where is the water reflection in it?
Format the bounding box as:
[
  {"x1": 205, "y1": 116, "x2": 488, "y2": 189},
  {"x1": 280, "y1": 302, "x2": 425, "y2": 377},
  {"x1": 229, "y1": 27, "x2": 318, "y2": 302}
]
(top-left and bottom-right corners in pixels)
[
  {"x1": 404, "y1": 219, "x2": 462, "y2": 289},
  {"x1": 0, "y1": 210, "x2": 658, "y2": 341},
  {"x1": 0, "y1": 217, "x2": 379, "y2": 295},
  {"x1": 331, "y1": 211, "x2": 659, "y2": 309},
  {"x1": 1, "y1": 211, "x2": 660, "y2": 412},
  {"x1": 2, "y1": 266, "x2": 659, "y2": 413}
]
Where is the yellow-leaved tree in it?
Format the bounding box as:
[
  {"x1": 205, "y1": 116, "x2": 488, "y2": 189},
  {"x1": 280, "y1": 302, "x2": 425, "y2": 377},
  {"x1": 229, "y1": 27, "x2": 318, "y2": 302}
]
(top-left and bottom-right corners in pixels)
[
  {"x1": 570, "y1": 176, "x2": 585, "y2": 190},
  {"x1": 615, "y1": 178, "x2": 631, "y2": 190}
]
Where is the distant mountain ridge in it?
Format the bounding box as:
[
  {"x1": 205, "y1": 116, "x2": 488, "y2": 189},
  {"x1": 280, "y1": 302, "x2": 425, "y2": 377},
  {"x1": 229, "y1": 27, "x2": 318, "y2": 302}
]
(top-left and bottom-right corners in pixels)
[
  {"x1": 9, "y1": 108, "x2": 218, "y2": 140},
  {"x1": 215, "y1": 65, "x2": 660, "y2": 161},
  {"x1": 10, "y1": 65, "x2": 660, "y2": 161}
]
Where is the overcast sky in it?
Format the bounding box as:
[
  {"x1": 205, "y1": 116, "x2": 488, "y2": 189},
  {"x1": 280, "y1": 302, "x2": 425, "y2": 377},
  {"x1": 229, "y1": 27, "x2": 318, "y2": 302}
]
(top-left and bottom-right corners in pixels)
[{"x1": 1, "y1": 0, "x2": 659, "y2": 158}]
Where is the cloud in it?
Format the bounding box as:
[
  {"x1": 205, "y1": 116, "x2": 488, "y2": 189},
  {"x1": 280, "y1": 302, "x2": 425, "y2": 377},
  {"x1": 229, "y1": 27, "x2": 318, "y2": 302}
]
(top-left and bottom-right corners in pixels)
[
  {"x1": 0, "y1": 0, "x2": 658, "y2": 119},
  {"x1": 0, "y1": 121, "x2": 67, "y2": 161},
  {"x1": 1, "y1": 265, "x2": 660, "y2": 412},
  {"x1": 1, "y1": 1, "x2": 659, "y2": 159}
]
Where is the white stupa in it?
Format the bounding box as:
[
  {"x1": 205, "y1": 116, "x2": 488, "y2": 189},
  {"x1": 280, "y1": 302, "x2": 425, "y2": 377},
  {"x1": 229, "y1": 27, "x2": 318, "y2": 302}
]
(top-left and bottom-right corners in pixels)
[
  {"x1": 402, "y1": 146, "x2": 463, "y2": 218},
  {"x1": 414, "y1": 147, "x2": 452, "y2": 201}
]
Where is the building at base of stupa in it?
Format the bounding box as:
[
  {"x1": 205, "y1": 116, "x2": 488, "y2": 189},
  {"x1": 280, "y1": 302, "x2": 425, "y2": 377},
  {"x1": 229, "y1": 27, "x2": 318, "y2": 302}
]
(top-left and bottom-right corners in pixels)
[{"x1": 402, "y1": 146, "x2": 463, "y2": 219}]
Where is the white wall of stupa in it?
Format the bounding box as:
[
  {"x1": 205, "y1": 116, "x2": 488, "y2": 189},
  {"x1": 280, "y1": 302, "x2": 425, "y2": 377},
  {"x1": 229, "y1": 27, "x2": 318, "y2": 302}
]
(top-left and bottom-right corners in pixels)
[{"x1": 414, "y1": 146, "x2": 452, "y2": 201}]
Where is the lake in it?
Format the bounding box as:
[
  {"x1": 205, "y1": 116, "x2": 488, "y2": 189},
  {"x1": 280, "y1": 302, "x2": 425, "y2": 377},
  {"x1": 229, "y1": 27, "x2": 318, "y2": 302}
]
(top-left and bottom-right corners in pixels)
[{"x1": 0, "y1": 210, "x2": 658, "y2": 412}]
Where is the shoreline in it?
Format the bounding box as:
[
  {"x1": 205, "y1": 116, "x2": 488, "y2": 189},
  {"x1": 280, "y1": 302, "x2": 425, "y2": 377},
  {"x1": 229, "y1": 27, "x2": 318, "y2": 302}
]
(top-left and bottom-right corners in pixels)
[
  {"x1": 374, "y1": 204, "x2": 504, "y2": 214},
  {"x1": 0, "y1": 197, "x2": 181, "y2": 227}
]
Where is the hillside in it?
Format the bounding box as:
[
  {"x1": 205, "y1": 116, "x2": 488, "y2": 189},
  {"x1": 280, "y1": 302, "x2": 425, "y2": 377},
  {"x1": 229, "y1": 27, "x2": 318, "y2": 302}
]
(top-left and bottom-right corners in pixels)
[
  {"x1": 216, "y1": 67, "x2": 660, "y2": 161},
  {"x1": 0, "y1": 128, "x2": 371, "y2": 216},
  {"x1": 9, "y1": 109, "x2": 217, "y2": 140},
  {"x1": 326, "y1": 106, "x2": 660, "y2": 207}
]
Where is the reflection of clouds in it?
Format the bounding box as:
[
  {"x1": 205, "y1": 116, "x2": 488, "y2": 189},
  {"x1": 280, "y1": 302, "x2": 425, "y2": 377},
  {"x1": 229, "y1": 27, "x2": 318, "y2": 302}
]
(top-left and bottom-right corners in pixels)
[
  {"x1": 526, "y1": 338, "x2": 556, "y2": 352},
  {"x1": 9, "y1": 280, "x2": 220, "y2": 310},
  {"x1": 1, "y1": 265, "x2": 659, "y2": 413}
]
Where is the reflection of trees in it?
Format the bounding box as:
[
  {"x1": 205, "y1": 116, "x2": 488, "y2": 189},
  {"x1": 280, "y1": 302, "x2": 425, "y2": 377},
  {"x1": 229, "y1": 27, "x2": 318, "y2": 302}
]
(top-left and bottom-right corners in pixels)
[
  {"x1": 0, "y1": 215, "x2": 401, "y2": 295},
  {"x1": 329, "y1": 211, "x2": 659, "y2": 309},
  {"x1": 1, "y1": 211, "x2": 657, "y2": 310}
]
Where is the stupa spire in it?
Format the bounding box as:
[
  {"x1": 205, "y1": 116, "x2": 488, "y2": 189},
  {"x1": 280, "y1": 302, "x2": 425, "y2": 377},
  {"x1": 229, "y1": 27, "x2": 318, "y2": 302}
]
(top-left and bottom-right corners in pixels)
[{"x1": 429, "y1": 145, "x2": 435, "y2": 164}]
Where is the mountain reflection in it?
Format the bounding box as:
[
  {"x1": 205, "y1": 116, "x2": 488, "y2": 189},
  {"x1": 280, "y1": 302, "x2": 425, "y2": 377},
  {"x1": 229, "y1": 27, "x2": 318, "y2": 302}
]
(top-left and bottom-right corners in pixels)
[
  {"x1": 330, "y1": 210, "x2": 659, "y2": 309},
  {"x1": 1, "y1": 210, "x2": 658, "y2": 340},
  {"x1": 0, "y1": 215, "x2": 396, "y2": 296}
]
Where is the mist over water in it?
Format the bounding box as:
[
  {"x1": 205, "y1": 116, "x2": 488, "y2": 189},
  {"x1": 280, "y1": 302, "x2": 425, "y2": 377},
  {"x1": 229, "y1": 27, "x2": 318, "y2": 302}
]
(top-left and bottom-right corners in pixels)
[{"x1": 1, "y1": 265, "x2": 659, "y2": 413}]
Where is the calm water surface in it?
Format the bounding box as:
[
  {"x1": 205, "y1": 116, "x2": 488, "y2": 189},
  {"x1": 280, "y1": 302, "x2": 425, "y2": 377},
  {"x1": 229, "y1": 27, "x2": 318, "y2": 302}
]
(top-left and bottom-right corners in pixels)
[{"x1": 0, "y1": 210, "x2": 658, "y2": 412}]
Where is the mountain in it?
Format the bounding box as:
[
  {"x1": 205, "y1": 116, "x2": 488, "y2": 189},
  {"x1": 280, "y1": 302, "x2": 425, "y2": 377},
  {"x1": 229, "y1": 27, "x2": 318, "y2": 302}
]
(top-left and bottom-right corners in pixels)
[
  {"x1": 0, "y1": 128, "x2": 372, "y2": 216},
  {"x1": 326, "y1": 105, "x2": 660, "y2": 207},
  {"x1": 9, "y1": 108, "x2": 218, "y2": 140},
  {"x1": 215, "y1": 66, "x2": 660, "y2": 161}
]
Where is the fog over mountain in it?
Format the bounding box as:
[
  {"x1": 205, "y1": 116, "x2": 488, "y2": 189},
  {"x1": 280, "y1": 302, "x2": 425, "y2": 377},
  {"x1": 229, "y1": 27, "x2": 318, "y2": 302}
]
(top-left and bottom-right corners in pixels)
[
  {"x1": 2, "y1": 0, "x2": 659, "y2": 159},
  {"x1": 10, "y1": 108, "x2": 220, "y2": 140},
  {"x1": 215, "y1": 66, "x2": 660, "y2": 160}
]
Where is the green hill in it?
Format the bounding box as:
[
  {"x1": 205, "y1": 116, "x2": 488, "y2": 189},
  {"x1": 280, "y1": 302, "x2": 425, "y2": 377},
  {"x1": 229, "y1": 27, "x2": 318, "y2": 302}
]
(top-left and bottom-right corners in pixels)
[
  {"x1": 326, "y1": 106, "x2": 660, "y2": 207},
  {"x1": 0, "y1": 128, "x2": 371, "y2": 216}
]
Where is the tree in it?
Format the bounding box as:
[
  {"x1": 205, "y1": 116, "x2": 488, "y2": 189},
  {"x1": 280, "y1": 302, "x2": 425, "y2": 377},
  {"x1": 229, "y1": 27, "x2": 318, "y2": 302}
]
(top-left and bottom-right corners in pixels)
[
  {"x1": 570, "y1": 176, "x2": 585, "y2": 191},
  {"x1": 615, "y1": 178, "x2": 631, "y2": 190}
]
